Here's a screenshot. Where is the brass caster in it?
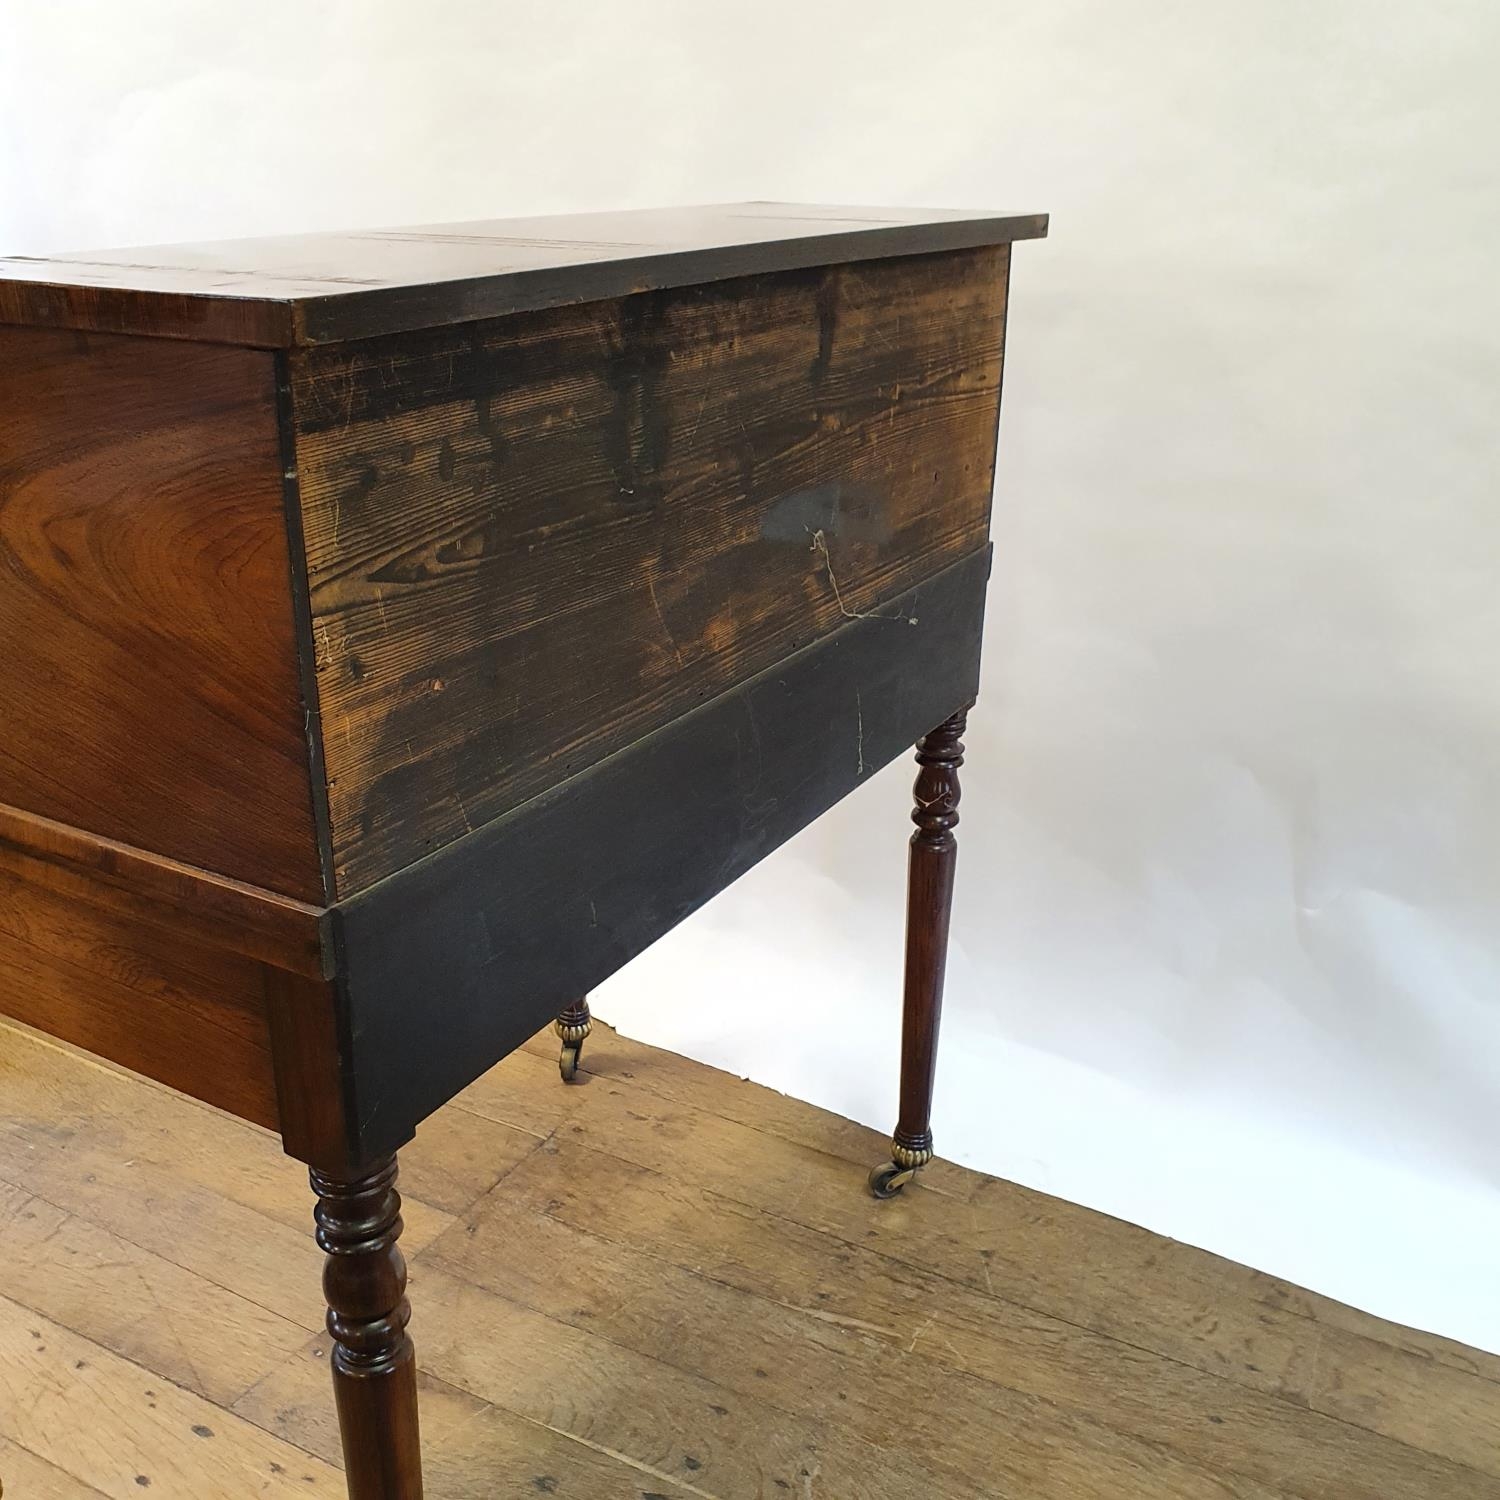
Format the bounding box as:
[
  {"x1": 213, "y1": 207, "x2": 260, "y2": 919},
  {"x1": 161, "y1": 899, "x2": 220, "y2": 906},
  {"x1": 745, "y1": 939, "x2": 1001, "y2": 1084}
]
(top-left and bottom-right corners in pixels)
[
  {"x1": 559, "y1": 1041, "x2": 583, "y2": 1083},
  {"x1": 868, "y1": 1161, "x2": 916, "y2": 1199}
]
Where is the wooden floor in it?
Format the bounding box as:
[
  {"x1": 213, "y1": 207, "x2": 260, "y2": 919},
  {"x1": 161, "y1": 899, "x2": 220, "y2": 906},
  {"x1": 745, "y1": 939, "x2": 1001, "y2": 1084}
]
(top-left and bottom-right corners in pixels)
[{"x1": 0, "y1": 1017, "x2": 1497, "y2": 1500}]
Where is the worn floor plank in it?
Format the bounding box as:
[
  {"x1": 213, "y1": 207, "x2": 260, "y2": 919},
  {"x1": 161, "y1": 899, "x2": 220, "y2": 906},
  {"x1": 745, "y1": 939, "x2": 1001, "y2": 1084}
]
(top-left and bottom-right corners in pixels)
[
  {"x1": 427, "y1": 1202, "x2": 1294, "y2": 1500},
  {"x1": 0, "y1": 1297, "x2": 344, "y2": 1498},
  {"x1": 238, "y1": 1267, "x2": 968, "y2": 1500},
  {"x1": 467, "y1": 1134, "x2": 1497, "y2": 1496},
  {"x1": 0, "y1": 1179, "x2": 310, "y2": 1409},
  {"x1": 236, "y1": 1345, "x2": 708, "y2": 1500},
  {"x1": 1, "y1": 1013, "x2": 1494, "y2": 1499},
  {"x1": 523, "y1": 1025, "x2": 1500, "y2": 1383},
  {"x1": 514, "y1": 1021, "x2": 981, "y2": 1199},
  {"x1": 0, "y1": 1436, "x2": 110, "y2": 1499},
  {"x1": 466, "y1": 1029, "x2": 1500, "y2": 1479}
]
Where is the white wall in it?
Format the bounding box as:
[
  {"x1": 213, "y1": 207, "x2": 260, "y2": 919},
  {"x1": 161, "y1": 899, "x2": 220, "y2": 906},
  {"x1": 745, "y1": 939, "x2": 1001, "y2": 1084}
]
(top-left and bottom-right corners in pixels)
[{"x1": 5, "y1": 0, "x2": 1498, "y2": 1350}]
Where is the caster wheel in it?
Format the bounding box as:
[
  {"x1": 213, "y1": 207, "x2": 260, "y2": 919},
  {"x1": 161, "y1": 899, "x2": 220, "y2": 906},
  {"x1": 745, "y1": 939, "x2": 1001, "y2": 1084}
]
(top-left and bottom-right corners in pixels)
[
  {"x1": 559, "y1": 1041, "x2": 583, "y2": 1083},
  {"x1": 867, "y1": 1161, "x2": 915, "y2": 1199}
]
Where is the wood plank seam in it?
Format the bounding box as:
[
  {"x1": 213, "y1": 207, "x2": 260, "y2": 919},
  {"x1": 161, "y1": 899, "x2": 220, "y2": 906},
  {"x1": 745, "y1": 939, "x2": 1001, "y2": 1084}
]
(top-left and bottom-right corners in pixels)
[
  {"x1": 418, "y1": 1207, "x2": 1300, "y2": 1500},
  {"x1": 273, "y1": 348, "x2": 339, "y2": 906},
  {"x1": 0, "y1": 1295, "x2": 346, "y2": 1495}
]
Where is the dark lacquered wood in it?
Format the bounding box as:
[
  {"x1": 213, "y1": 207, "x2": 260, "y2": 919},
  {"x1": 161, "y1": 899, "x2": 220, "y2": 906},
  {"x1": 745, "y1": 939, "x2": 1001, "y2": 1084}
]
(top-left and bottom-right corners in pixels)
[
  {"x1": 312, "y1": 1155, "x2": 424, "y2": 1500},
  {"x1": 894, "y1": 708, "x2": 968, "y2": 1171},
  {"x1": 332, "y1": 548, "x2": 988, "y2": 1162},
  {"x1": 0, "y1": 202, "x2": 1047, "y2": 347},
  {"x1": 0, "y1": 326, "x2": 323, "y2": 900},
  {"x1": 290, "y1": 246, "x2": 1009, "y2": 893}
]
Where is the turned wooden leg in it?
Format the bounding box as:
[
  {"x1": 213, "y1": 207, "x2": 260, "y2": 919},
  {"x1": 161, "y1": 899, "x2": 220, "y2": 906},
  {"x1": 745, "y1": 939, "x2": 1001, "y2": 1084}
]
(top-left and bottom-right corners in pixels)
[
  {"x1": 311, "y1": 1155, "x2": 424, "y2": 1500},
  {"x1": 870, "y1": 706, "x2": 968, "y2": 1199},
  {"x1": 555, "y1": 995, "x2": 592, "y2": 1083}
]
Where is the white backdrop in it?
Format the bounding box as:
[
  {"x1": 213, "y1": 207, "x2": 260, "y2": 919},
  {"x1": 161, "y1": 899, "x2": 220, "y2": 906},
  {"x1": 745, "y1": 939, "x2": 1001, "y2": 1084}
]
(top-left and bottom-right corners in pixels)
[{"x1": 4, "y1": 0, "x2": 1498, "y2": 1351}]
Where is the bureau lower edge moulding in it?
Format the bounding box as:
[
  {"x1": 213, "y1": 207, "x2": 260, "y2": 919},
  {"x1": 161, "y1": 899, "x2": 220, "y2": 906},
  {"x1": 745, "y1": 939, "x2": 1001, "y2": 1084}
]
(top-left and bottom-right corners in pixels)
[{"x1": 0, "y1": 200, "x2": 1047, "y2": 1498}]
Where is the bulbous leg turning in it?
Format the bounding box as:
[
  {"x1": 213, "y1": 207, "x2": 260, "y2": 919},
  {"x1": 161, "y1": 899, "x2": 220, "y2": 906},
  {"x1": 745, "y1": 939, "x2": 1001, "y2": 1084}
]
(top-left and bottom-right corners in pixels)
[{"x1": 311, "y1": 1155, "x2": 424, "y2": 1499}]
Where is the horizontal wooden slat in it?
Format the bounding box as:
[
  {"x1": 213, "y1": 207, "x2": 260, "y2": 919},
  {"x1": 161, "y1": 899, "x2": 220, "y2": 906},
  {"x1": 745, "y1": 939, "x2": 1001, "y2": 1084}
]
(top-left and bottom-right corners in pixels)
[
  {"x1": 0, "y1": 801, "x2": 331, "y2": 979},
  {"x1": 294, "y1": 247, "x2": 1009, "y2": 893}
]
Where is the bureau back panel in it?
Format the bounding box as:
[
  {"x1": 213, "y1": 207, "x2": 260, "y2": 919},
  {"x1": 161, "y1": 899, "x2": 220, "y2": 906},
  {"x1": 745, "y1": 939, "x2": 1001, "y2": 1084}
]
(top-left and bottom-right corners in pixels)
[
  {"x1": 0, "y1": 327, "x2": 322, "y2": 899},
  {"x1": 291, "y1": 245, "x2": 1010, "y2": 894}
]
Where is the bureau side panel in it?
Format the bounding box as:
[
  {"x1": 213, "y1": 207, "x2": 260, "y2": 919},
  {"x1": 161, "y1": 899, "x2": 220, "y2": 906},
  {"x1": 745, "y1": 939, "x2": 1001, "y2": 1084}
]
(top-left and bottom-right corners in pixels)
[
  {"x1": 0, "y1": 327, "x2": 323, "y2": 899},
  {"x1": 291, "y1": 245, "x2": 1010, "y2": 894}
]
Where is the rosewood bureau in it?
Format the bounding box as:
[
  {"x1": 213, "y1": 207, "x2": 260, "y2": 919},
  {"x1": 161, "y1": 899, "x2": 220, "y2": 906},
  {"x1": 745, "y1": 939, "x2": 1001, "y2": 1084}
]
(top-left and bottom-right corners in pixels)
[{"x1": 0, "y1": 202, "x2": 1047, "y2": 1497}]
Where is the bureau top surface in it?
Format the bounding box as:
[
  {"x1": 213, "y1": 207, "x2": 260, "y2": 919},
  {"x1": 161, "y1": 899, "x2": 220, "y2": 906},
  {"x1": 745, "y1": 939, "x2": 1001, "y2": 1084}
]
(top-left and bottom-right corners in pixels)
[{"x1": 0, "y1": 201, "x2": 1046, "y2": 350}]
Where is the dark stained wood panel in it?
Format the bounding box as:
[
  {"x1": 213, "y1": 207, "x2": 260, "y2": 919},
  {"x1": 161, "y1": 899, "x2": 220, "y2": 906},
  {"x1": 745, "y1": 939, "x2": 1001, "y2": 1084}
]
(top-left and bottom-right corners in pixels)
[
  {"x1": 293, "y1": 247, "x2": 1010, "y2": 894},
  {"x1": 332, "y1": 546, "x2": 989, "y2": 1160},
  {"x1": 0, "y1": 202, "x2": 1047, "y2": 346},
  {"x1": 0, "y1": 860, "x2": 283, "y2": 1131},
  {"x1": 0, "y1": 327, "x2": 324, "y2": 899}
]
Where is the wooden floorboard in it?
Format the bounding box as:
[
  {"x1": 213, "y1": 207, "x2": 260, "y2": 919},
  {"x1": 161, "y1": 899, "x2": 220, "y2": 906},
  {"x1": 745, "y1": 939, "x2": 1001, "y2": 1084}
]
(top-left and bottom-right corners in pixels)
[{"x1": 0, "y1": 1014, "x2": 1494, "y2": 1499}]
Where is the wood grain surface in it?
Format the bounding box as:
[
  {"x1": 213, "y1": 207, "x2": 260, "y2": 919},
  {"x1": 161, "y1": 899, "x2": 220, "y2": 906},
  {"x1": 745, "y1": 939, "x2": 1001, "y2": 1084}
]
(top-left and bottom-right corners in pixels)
[
  {"x1": 0, "y1": 326, "x2": 322, "y2": 899},
  {"x1": 0, "y1": 202, "x2": 1046, "y2": 346},
  {"x1": 293, "y1": 246, "x2": 1009, "y2": 893},
  {"x1": 1, "y1": 1015, "x2": 1495, "y2": 1498},
  {"x1": 0, "y1": 800, "x2": 330, "y2": 979},
  {"x1": 0, "y1": 860, "x2": 284, "y2": 1130}
]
